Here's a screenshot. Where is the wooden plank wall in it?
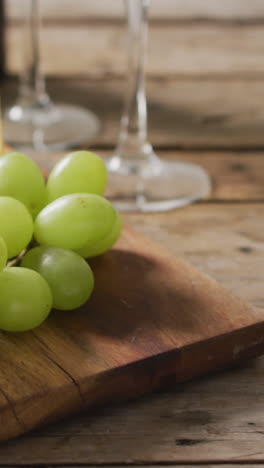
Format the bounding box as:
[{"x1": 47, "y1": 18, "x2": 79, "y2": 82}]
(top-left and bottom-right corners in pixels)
[
  {"x1": 3, "y1": 0, "x2": 264, "y2": 150},
  {"x1": 4, "y1": 0, "x2": 264, "y2": 78},
  {"x1": 0, "y1": 0, "x2": 5, "y2": 76}
]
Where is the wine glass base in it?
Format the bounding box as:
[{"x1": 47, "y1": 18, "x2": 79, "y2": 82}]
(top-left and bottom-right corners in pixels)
[
  {"x1": 105, "y1": 156, "x2": 211, "y2": 213},
  {"x1": 3, "y1": 103, "x2": 100, "y2": 153}
]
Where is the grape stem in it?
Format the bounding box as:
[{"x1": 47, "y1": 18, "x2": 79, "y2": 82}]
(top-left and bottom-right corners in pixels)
[
  {"x1": 7, "y1": 239, "x2": 38, "y2": 267},
  {"x1": 7, "y1": 248, "x2": 28, "y2": 267}
]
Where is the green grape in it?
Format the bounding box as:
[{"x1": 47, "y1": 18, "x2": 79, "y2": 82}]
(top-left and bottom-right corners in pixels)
[
  {"x1": 0, "y1": 152, "x2": 47, "y2": 217},
  {"x1": 21, "y1": 246, "x2": 94, "y2": 310},
  {"x1": 0, "y1": 267, "x2": 52, "y2": 332},
  {"x1": 0, "y1": 236, "x2": 7, "y2": 271},
  {"x1": 47, "y1": 151, "x2": 107, "y2": 202},
  {"x1": 34, "y1": 193, "x2": 116, "y2": 250},
  {"x1": 0, "y1": 197, "x2": 33, "y2": 258},
  {"x1": 76, "y1": 212, "x2": 122, "y2": 258}
]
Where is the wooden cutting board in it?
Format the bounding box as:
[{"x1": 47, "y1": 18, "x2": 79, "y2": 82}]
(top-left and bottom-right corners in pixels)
[{"x1": 0, "y1": 225, "x2": 264, "y2": 442}]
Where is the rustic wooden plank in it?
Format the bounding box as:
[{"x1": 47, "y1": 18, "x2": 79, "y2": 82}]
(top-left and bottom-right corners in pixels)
[
  {"x1": 126, "y1": 204, "x2": 264, "y2": 309},
  {"x1": 0, "y1": 204, "x2": 264, "y2": 463},
  {"x1": 5, "y1": 23, "x2": 264, "y2": 77},
  {"x1": 175, "y1": 153, "x2": 264, "y2": 201},
  {"x1": 0, "y1": 355, "x2": 264, "y2": 464},
  {"x1": 2, "y1": 224, "x2": 264, "y2": 442},
  {"x1": 30, "y1": 150, "x2": 264, "y2": 202},
  {"x1": 3, "y1": 77, "x2": 264, "y2": 149},
  {"x1": 6, "y1": 0, "x2": 264, "y2": 22}
]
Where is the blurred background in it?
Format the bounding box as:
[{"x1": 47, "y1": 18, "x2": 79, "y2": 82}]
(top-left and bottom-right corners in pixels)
[{"x1": 1, "y1": 0, "x2": 264, "y2": 151}]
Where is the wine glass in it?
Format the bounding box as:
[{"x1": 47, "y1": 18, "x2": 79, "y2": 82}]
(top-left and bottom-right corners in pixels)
[
  {"x1": 106, "y1": 0, "x2": 211, "y2": 212},
  {"x1": 3, "y1": 0, "x2": 100, "y2": 153}
]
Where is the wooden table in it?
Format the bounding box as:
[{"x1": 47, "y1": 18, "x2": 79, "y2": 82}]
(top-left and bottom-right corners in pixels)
[{"x1": 1, "y1": 74, "x2": 264, "y2": 466}]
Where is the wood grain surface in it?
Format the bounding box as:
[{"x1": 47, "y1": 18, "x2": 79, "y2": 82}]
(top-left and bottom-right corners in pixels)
[
  {"x1": 0, "y1": 223, "x2": 264, "y2": 442},
  {"x1": 1, "y1": 78, "x2": 264, "y2": 464},
  {"x1": 1, "y1": 347, "x2": 264, "y2": 464},
  {"x1": 6, "y1": 0, "x2": 264, "y2": 21},
  {"x1": 2, "y1": 4, "x2": 264, "y2": 463},
  {"x1": 6, "y1": 23, "x2": 264, "y2": 78}
]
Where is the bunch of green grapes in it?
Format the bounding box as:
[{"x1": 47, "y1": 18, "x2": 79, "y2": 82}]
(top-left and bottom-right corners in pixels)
[{"x1": 0, "y1": 151, "x2": 122, "y2": 332}]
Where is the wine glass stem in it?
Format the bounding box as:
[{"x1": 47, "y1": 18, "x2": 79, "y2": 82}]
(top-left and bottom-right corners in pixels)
[
  {"x1": 117, "y1": 0, "x2": 151, "y2": 160},
  {"x1": 18, "y1": 0, "x2": 49, "y2": 107}
]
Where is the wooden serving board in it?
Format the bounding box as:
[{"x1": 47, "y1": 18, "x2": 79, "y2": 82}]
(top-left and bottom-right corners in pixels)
[{"x1": 0, "y1": 225, "x2": 264, "y2": 442}]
